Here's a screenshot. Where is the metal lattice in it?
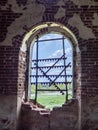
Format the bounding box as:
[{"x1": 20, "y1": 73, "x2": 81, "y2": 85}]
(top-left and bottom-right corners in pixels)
[{"x1": 30, "y1": 36, "x2": 72, "y2": 104}]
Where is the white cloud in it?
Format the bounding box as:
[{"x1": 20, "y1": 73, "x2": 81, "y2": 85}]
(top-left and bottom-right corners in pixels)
[
  {"x1": 49, "y1": 49, "x2": 63, "y2": 58},
  {"x1": 49, "y1": 47, "x2": 72, "y2": 58},
  {"x1": 45, "y1": 62, "x2": 54, "y2": 66},
  {"x1": 39, "y1": 35, "x2": 51, "y2": 40},
  {"x1": 65, "y1": 48, "x2": 72, "y2": 55},
  {"x1": 39, "y1": 33, "x2": 62, "y2": 41}
]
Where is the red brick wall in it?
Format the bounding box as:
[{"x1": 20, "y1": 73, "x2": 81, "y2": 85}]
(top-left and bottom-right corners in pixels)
[
  {"x1": 0, "y1": 34, "x2": 26, "y2": 96},
  {"x1": 0, "y1": 1, "x2": 97, "y2": 98},
  {"x1": 0, "y1": 1, "x2": 98, "y2": 130},
  {"x1": 81, "y1": 39, "x2": 98, "y2": 97},
  {"x1": 0, "y1": 46, "x2": 18, "y2": 95},
  {"x1": 18, "y1": 50, "x2": 26, "y2": 97}
]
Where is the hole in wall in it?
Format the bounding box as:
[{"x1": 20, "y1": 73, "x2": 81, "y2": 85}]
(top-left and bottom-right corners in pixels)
[{"x1": 29, "y1": 33, "x2": 73, "y2": 110}]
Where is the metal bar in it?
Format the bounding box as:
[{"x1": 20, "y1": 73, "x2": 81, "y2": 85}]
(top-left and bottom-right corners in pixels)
[
  {"x1": 30, "y1": 75, "x2": 72, "y2": 77},
  {"x1": 32, "y1": 57, "x2": 66, "y2": 62},
  {"x1": 62, "y1": 36, "x2": 68, "y2": 102},
  {"x1": 35, "y1": 37, "x2": 66, "y2": 43},
  {"x1": 35, "y1": 36, "x2": 39, "y2": 104},
  {"x1": 31, "y1": 82, "x2": 71, "y2": 85},
  {"x1": 38, "y1": 66, "x2": 65, "y2": 95},
  {"x1": 45, "y1": 53, "x2": 66, "y2": 74},
  {"x1": 37, "y1": 89, "x2": 67, "y2": 91},
  {"x1": 31, "y1": 36, "x2": 73, "y2": 104},
  {"x1": 48, "y1": 63, "x2": 71, "y2": 87},
  {"x1": 31, "y1": 65, "x2": 68, "y2": 69}
]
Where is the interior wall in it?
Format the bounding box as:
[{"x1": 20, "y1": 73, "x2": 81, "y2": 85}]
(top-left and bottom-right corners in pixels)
[
  {"x1": 0, "y1": 95, "x2": 17, "y2": 130},
  {"x1": 0, "y1": 0, "x2": 98, "y2": 130},
  {"x1": 20, "y1": 99, "x2": 78, "y2": 130}
]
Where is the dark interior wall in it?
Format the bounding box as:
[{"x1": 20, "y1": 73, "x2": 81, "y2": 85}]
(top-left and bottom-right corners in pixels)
[
  {"x1": 20, "y1": 99, "x2": 78, "y2": 130},
  {"x1": 0, "y1": 0, "x2": 98, "y2": 130}
]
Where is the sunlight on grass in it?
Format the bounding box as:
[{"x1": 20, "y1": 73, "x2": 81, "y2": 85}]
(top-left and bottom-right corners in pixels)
[
  {"x1": 31, "y1": 93, "x2": 65, "y2": 109},
  {"x1": 31, "y1": 92, "x2": 72, "y2": 109},
  {"x1": 31, "y1": 84, "x2": 72, "y2": 109},
  {"x1": 37, "y1": 94, "x2": 65, "y2": 109}
]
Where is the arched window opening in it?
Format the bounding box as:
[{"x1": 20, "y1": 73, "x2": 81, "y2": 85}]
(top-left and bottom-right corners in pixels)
[{"x1": 29, "y1": 33, "x2": 73, "y2": 109}]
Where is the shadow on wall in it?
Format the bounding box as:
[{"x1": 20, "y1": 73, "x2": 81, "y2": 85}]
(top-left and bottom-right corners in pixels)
[{"x1": 20, "y1": 98, "x2": 79, "y2": 130}]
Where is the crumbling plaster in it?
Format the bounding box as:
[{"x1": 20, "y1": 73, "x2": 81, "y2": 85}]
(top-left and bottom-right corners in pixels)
[
  {"x1": 0, "y1": 0, "x2": 97, "y2": 46},
  {"x1": 0, "y1": 95, "x2": 17, "y2": 130},
  {"x1": 57, "y1": 0, "x2": 98, "y2": 6},
  {"x1": 92, "y1": 13, "x2": 98, "y2": 26},
  {"x1": 55, "y1": 6, "x2": 65, "y2": 19},
  {"x1": 0, "y1": 1, "x2": 98, "y2": 130},
  {"x1": 21, "y1": 22, "x2": 78, "y2": 52},
  {"x1": 54, "y1": 0, "x2": 65, "y2": 19},
  {"x1": 20, "y1": 99, "x2": 79, "y2": 130},
  {"x1": 70, "y1": 0, "x2": 98, "y2": 6},
  {"x1": 68, "y1": 14, "x2": 95, "y2": 39},
  {"x1": 81, "y1": 96, "x2": 98, "y2": 130},
  {"x1": 0, "y1": 0, "x2": 45, "y2": 46}
]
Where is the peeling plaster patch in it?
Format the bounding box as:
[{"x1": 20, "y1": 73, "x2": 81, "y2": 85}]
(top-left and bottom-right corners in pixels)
[
  {"x1": 68, "y1": 14, "x2": 95, "y2": 39},
  {"x1": 1, "y1": 2, "x2": 45, "y2": 46},
  {"x1": 1, "y1": 0, "x2": 23, "y2": 12},
  {"x1": 0, "y1": 0, "x2": 8, "y2": 6},
  {"x1": 55, "y1": 7, "x2": 65, "y2": 19},
  {"x1": 0, "y1": 96, "x2": 17, "y2": 130},
  {"x1": 0, "y1": 114, "x2": 15, "y2": 130},
  {"x1": 16, "y1": 0, "x2": 28, "y2": 6},
  {"x1": 90, "y1": 108, "x2": 98, "y2": 120},
  {"x1": 92, "y1": 13, "x2": 98, "y2": 26},
  {"x1": 56, "y1": 0, "x2": 65, "y2": 6},
  {"x1": 70, "y1": 0, "x2": 98, "y2": 6},
  {"x1": 3, "y1": 0, "x2": 37, "y2": 13},
  {"x1": 76, "y1": 45, "x2": 80, "y2": 53},
  {"x1": 36, "y1": 0, "x2": 59, "y2": 4}
]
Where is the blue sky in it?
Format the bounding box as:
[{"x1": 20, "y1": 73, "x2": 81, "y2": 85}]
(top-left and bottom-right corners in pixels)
[
  {"x1": 32, "y1": 34, "x2": 72, "y2": 59},
  {"x1": 31, "y1": 33, "x2": 72, "y2": 83}
]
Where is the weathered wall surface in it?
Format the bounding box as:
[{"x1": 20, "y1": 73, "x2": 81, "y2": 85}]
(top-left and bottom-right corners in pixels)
[
  {"x1": 0, "y1": 96, "x2": 17, "y2": 130},
  {"x1": 20, "y1": 103, "x2": 50, "y2": 130},
  {"x1": 50, "y1": 99, "x2": 78, "y2": 130},
  {"x1": 81, "y1": 96, "x2": 98, "y2": 130},
  {"x1": 0, "y1": 0, "x2": 98, "y2": 130},
  {"x1": 20, "y1": 99, "x2": 78, "y2": 130}
]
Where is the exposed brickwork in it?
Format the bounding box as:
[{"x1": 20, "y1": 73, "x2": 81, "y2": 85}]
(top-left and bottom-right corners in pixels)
[
  {"x1": 73, "y1": 35, "x2": 98, "y2": 98},
  {"x1": 37, "y1": 0, "x2": 59, "y2": 4},
  {"x1": 16, "y1": 0, "x2": 27, "y2": 6},
  {"x1": 20, "y1": 99, "x2": 78, "y2": 130},
  {"x1": 18, "y1": 51, "x2": 26, "y2": 97},
  {"x1": 0, "y1": 10, "x2": 22, "y2": 42},
  {"x1": 0, "y1": 34, "x2": 25, "y2": 95},
  {"x1": 42, "y1": 5, "x2": 59, "y2": 22},
  {"x1": 80, "y1": 39, "x2": 98, "y2": 97},
  {"x1": 0, "y1": 46, "x2": 19, "y2": 95},
  {"x1": 0, "y1": 0, "x2": 8, "y2": 6},
  {"x1": 80, "y1": 6, "x2": 98, "y2": 37},
  {"x1": 0, "y1": 0, "x2": 98, "y2": 130}
]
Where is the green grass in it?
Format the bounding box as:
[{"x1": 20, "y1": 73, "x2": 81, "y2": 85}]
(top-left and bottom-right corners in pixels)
[
  {"x1": 31, "y1": 84, "x2": 72, "y2": 109},
  {"x1": 31, "y1": 93, "x2": 72, "y2": 109},
  {"x1": 31, "y1": 84, "x2": 72, "y2": 93},
  {"x1": 37, "y1": 94, "x2": 65, "y2": 109}
]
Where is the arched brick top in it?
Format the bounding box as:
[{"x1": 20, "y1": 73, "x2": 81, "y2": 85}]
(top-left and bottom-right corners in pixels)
[{"x1": 21, "y1": 22, "x2": 78, "y2": 52}]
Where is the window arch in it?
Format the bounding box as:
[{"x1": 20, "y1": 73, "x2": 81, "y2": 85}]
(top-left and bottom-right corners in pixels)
[
  {"x1": 21, "y1": 22, "x2": 78, "y2": 109},
  {"x1": 29, "y1": 33, "x2": 73, "y2": 109}
]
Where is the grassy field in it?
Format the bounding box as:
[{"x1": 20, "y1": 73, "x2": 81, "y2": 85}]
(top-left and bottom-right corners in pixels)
[
  {"x1": 31, "y1": 93, "x2": 65, "y2": 109},
  {"x1": 31, "y1": 84, "x2": 72, "y2": 109}
]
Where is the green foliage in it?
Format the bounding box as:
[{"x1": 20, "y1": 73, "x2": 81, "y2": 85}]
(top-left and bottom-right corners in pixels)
[
  {"x1": 37, "y1": 94, "x2": 65, "y2": 109},
  {"x1": 30, "y1": 84, "x2": 72, "y2": 109},
  {"x1": 31, "y1": 85, "x2": 35, "y2": 94}
]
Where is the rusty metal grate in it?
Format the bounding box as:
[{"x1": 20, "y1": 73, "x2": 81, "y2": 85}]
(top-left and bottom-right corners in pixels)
[{"x1": 30, "y1": 35, "x2": 72, "y2": 104}]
